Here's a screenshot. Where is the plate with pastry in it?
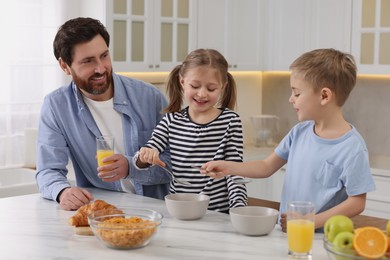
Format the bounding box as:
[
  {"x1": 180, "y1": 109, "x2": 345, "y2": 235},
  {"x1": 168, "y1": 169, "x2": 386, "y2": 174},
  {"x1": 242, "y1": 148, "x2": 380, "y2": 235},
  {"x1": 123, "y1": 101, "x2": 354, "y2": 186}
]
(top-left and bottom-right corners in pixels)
[{"x1": 68, "y1": 199, "x2": 119, "y2": 236}]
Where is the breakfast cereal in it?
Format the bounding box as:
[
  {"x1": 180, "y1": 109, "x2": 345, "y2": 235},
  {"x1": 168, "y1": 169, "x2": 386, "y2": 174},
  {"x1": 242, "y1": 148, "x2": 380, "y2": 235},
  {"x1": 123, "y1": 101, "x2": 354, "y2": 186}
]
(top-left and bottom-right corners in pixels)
[{"x1": 95, "y1": 217, "x2": 158, "y2": 248}]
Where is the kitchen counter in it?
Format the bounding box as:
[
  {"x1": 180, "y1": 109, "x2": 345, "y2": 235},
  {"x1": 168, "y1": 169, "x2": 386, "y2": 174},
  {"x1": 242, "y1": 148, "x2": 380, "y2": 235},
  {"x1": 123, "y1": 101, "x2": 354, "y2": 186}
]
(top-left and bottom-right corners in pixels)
[
  {"x1": 243, "y1": 145, "x2": 275, "y2": 162},
  {"x1": 1, "y1": 189, "x2": 333, "y2": 260},
  {"x1": 369, "y1": 154, "x2": 390, "y2": 173}
]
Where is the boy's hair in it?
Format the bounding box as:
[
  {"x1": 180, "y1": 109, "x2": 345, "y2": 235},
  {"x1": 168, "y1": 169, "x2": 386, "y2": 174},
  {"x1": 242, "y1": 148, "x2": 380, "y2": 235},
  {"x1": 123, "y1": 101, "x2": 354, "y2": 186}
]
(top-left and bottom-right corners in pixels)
[
  {"x1": 53, "y1": 17, "x2": 110, "y2": 66},
  {"x1": 164, "y1": 48, "x2": 237, "y2": 113},
  {"x1": 289, "y1": 48, "x2": 357, "y2": 106}
]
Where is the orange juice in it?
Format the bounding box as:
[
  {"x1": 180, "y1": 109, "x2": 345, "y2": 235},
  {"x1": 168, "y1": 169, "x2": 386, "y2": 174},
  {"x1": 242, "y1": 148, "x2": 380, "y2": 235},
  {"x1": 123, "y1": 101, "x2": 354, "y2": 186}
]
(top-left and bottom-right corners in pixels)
[
  {"x1": 97, "y1": 149, "x2": 114, "y2": 167},
  {"x1": 287, "y1": 219, "x2": 314, "y2": 253}
]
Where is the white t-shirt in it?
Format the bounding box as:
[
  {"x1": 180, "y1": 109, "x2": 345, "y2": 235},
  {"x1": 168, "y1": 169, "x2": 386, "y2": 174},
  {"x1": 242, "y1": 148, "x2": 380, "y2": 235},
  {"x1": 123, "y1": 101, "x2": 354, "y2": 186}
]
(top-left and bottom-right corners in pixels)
[{"x1": 83, "y1": 96, "x2": 135, "y2": 193}]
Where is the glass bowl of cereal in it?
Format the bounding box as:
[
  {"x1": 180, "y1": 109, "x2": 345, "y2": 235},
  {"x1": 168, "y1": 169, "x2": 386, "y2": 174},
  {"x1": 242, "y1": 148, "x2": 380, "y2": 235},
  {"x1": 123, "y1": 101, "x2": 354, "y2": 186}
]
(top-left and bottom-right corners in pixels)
[{"x1": 88, "y1": 208, "x2": 163, "y2": 249}]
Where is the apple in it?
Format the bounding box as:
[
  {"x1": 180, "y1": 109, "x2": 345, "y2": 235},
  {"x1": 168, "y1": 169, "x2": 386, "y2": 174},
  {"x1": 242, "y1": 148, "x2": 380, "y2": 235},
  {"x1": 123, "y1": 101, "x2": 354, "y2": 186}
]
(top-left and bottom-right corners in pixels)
[
  {"x1": 332, "y1": 231, "x2": 356, "y2": 260},
  {"x1": 324, "y1": 215, "x2": 354, "y2": 242},
  {"x1": 333, "y1": 231, "x2": 354, "y2": 249}
]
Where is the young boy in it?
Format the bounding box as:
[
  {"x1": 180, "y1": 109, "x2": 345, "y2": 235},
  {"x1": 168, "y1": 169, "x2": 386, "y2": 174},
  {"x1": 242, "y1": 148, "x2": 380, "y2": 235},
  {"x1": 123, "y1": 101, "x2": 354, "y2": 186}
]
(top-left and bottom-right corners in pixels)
[{"x1": 201, "y1": 48, "x2": 376, "y2": 232}]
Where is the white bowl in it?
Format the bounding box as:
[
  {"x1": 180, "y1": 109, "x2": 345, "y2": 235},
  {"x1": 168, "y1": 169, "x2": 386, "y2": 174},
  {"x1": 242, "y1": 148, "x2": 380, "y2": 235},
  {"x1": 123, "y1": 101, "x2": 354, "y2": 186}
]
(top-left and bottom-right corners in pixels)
[
  {"x1": 230, "y1": 206, "x2": 279, "y2": 236},
  {"x1": 165, "y1": 193, "x2": 210, "y2": 220}
]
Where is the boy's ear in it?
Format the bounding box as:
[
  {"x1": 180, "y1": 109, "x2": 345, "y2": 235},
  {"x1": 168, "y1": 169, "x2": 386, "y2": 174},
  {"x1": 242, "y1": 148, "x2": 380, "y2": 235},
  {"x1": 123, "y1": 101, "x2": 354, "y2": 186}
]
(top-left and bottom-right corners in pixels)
[
  {"x1": 59, "y1": 58, "x2": 71, "y2": 75},
  {"x1": 320, "y1": 87, "x2": 332, "y2": 105}
]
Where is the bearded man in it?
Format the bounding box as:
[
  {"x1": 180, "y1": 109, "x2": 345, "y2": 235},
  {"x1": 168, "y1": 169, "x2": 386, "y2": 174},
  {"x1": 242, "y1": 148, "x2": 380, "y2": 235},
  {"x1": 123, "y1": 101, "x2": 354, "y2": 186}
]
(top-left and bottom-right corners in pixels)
[{"x1": 36, "y1": 17, "x2": 170, "y2": 210}]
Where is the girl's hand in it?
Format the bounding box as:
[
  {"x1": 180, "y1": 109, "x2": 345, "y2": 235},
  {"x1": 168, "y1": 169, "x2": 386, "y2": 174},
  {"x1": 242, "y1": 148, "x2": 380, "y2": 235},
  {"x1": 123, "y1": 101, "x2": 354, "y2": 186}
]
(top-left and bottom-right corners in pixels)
[{"x1": 139, "y1": 147, "x2": 165, "y2": 167}]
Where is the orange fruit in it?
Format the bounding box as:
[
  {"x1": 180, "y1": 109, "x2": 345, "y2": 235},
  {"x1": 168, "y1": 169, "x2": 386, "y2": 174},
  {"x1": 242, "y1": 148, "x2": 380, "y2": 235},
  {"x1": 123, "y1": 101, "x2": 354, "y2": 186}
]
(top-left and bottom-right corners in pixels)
[
  {"x1": 354, "y1": 227, "x2": 364, "y2": 235},
  {"x1": 352, "y1": 226, "x2": 388, "y2": 259}
]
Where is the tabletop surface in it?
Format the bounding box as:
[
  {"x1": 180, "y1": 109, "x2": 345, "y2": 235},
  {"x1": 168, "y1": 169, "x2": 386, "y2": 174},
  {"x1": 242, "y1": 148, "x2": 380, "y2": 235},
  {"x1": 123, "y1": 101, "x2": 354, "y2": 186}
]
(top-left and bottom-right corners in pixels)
[{"x1": 0, "y1": 188, "x2": 330, "y2": 260}]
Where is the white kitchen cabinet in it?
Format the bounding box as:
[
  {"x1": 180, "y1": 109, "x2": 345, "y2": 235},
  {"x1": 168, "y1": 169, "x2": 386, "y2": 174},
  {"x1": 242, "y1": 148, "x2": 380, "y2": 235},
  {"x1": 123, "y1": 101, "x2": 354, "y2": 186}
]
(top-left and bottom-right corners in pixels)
[
  {"x1": 363, "y1": 169, "x2": 390, "y2": 219},
  {"x1": 243, "y1": 146, "x2": 284, "y2": 202},
  {"x1": 106, "y1": 0, "x2": 197, "y2": 72},
  {"x1": 246, "y1": 168, "x2": 285, "y2": 203},
  {"x1": 196, "y1": 0, "x2": 263, "y2": 70},
  {"x1": 351, "y1": 0, "x2": 390, "y2": 75},
  {"x1": 224, "y1": 0, "x2": 264, "y2": 70},
  {"x1": 264, "y1": 0, "x2": 352, "y2": 70}
]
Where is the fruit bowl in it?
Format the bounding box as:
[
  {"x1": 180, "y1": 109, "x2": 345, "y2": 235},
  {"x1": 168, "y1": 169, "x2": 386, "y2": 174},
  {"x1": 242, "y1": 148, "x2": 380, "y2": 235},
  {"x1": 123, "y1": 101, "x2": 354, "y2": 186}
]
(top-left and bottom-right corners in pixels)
[
  {"x1": 88, "y1": 208, "x2": 162, "y2": 249},
  {"x1": 323, "y1": 237, "x2": 390, "y2": 260}
]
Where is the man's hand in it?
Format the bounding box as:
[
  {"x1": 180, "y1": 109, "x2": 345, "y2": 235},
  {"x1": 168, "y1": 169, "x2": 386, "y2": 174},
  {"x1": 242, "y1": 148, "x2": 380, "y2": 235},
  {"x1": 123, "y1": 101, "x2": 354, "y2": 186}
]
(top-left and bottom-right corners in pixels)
[
  {"x1": 58, "y1": 187, "x2": 93, "y2": 210},
  {"x1": 97, "y1": 154, "x2": 129, "y2": 181}
]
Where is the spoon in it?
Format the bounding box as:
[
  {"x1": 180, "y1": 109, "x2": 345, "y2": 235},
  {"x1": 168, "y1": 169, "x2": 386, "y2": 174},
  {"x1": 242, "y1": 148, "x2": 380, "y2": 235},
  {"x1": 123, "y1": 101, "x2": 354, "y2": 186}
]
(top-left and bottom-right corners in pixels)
[
  {"x1": 155, "y1": 165, "x2": 192, "y2": 186},
  {"x1": 190, "y1": 166, "x2": 252, "y2": 184}
]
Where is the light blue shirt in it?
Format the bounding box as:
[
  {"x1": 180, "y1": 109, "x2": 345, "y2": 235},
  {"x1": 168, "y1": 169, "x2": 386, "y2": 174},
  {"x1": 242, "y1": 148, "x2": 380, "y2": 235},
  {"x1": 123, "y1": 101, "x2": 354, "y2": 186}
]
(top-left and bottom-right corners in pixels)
[
  {"x1": 36, "y1": 73, "x2": 171, "y2": 202},
  {"x1": 275, "y1": 121, "x2": 376, "y2": 215}
]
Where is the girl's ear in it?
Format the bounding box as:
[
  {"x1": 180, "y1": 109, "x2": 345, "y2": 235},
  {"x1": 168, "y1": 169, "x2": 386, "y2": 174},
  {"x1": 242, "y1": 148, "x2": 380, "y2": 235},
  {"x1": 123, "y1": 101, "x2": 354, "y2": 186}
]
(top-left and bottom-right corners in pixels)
[
  {"x1": 320, "y1": 87, "x2": 332, "y2": 105},
  {"x1": 179, "y1": 76, "x2": 185, "y2": 88},
  {"x1": 222, "y1": 81, "x2": 227, "y2": 90},
  {"x1": 59, "y1": 58, "x2": 71, "y2": 75}
]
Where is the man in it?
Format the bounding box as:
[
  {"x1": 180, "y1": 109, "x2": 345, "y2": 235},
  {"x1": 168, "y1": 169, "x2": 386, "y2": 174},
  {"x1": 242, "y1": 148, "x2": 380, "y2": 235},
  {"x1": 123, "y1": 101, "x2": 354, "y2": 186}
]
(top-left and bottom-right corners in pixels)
[{"x1": 36, "y1": 17, "x2": 170, "y2": 210}]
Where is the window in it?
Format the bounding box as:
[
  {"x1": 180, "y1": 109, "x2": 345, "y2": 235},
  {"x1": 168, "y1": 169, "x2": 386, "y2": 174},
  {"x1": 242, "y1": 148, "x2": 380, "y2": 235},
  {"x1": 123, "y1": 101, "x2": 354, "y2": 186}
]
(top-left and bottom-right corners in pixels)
[{"x1": 0, "y1": 0, "x2": 69, "y2": 168}]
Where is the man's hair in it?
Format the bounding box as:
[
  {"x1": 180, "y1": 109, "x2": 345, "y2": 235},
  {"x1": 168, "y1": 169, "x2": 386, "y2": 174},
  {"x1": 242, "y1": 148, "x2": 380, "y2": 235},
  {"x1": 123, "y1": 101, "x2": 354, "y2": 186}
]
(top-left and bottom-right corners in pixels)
[
  {"x1": 289, "y1": 48, "x2": 357, "y2": 106},
  {"x1": 53, "y1": 17, "x2": 110, "y2": 66}
]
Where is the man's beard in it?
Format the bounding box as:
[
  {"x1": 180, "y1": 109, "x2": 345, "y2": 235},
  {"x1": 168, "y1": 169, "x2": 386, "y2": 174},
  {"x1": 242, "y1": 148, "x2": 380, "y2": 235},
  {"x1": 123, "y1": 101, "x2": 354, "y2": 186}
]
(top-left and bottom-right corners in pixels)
[{"x1": 72, "y1": 70, "x2": 113, "y2": 95}]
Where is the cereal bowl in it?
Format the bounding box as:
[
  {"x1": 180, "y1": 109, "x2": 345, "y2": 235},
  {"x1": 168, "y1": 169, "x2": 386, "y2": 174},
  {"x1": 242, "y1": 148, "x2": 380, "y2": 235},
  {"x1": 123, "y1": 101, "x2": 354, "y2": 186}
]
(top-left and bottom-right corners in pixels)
[
  {"x1": 165, "y1": 193, "x2": 210, "y2": 220},
  {"x1": 229, "y1": 206, "x2": 279, "y2": 236},
  {"x1": 88, "y1": 208, "x2": 162, "y2": 249}
]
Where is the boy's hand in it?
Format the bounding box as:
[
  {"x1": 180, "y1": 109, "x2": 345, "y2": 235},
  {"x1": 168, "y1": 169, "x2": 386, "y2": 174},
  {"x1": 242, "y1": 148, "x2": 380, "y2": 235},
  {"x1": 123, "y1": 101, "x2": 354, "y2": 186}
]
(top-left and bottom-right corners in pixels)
[
  {"x1": 200, "y1": 161, "x2": 232, "y2": 179},
  {"x1": 280, "y1": 213, "x2": 287, "y2": 232},
  {"x1": 139, "y1": 147, "x2": 165, "y2": 167}
]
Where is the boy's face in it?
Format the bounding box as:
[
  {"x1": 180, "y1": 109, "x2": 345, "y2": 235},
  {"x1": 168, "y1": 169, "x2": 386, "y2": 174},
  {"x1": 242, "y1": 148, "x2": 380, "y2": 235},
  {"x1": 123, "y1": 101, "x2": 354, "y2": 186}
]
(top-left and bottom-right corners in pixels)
[{"x1": 289, "y1": 72, "x2": 322, "y2": 122}]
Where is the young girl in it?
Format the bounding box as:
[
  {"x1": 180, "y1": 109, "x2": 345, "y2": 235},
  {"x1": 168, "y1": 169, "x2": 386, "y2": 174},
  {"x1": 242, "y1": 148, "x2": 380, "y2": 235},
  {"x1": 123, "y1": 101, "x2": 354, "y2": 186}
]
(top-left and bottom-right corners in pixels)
[
  {"x1": 200, "y1": 48, "x2": 376, "y2": 230},
  {"x1": 133, "y1": 49, "x2": 247, "y2": 213}
]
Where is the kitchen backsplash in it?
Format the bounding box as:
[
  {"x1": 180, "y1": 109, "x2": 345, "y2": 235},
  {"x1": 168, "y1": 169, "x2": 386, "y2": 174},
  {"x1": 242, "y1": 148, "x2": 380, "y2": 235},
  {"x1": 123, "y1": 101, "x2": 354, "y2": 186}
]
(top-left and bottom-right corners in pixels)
[
  {"x1": 262, "y1": 72, "x2": 390, "y2": 158},
  {"x1": 121, "y1": 71, "x2": 390, "y2": 158},
  {"x1": 121, "y1": 72, "x2": 263, "y2": 146}
]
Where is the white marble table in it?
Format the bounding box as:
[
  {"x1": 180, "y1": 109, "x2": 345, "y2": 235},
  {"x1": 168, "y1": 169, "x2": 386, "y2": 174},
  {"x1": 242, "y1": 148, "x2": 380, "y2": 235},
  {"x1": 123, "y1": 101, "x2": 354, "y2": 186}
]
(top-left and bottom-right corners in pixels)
[{"x1": 0, "y1": 189, "x2": 330, "y2": 260}]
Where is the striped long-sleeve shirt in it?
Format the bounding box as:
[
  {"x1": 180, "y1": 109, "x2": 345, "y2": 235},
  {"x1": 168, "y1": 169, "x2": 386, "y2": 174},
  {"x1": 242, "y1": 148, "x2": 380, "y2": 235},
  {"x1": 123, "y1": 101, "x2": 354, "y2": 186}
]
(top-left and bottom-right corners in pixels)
[{"x1": 145, "y1": 107, "x2": 248, "y2": 213}]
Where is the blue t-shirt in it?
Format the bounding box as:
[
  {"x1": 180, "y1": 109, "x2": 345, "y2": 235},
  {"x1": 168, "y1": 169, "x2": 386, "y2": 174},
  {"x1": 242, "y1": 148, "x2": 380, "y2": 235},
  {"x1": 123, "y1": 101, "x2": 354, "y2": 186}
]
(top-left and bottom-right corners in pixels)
[{"x1": 275, "y1": 121, "x2": 376, "y2": 215}]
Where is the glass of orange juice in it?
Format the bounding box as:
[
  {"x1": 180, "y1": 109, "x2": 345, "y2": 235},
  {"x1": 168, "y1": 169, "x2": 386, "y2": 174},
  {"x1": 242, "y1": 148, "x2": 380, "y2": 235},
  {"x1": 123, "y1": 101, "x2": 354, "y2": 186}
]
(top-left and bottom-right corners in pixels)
[
  {"x1": 287, "y1": 201, "x2": 315, "y2": 258},
  {"x1": 96, "y1": 135, "x2": 115, "y2": 168}
]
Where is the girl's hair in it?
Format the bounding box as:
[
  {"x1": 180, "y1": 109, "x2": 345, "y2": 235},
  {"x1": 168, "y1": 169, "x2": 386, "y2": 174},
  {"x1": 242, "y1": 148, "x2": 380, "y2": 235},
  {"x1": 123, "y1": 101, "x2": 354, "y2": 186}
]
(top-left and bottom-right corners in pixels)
[
  {"x1": 164, "y1": 49, "x2": 237, "y2": 113},
  {"x1": 289, "y1": 48, "x2": 357, "y2": 106}
]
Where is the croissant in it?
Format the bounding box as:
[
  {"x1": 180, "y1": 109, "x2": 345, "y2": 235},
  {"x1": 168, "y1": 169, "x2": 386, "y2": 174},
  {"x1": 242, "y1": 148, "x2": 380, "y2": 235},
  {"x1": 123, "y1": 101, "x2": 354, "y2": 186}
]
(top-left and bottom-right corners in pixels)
[{"x1": 68, "y1": 199, "x2": 117, "y2": 226}]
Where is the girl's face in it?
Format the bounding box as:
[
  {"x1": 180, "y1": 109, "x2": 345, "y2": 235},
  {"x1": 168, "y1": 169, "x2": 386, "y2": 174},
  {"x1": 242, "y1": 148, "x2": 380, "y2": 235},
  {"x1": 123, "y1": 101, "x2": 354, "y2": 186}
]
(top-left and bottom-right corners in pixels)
[
  {"x1": 289, "y1": 72, "x2": 322, "y2": 121},
  {"x1": 180, "y1": 66, "x2": 225, "y2": 116}
]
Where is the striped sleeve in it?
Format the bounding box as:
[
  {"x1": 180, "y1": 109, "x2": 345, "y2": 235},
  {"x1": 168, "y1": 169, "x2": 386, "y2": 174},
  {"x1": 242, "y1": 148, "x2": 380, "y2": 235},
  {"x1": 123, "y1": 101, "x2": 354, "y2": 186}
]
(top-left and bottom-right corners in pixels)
[{"x1": 144, "y1": 114, "x2": 172, "y2": 152}]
